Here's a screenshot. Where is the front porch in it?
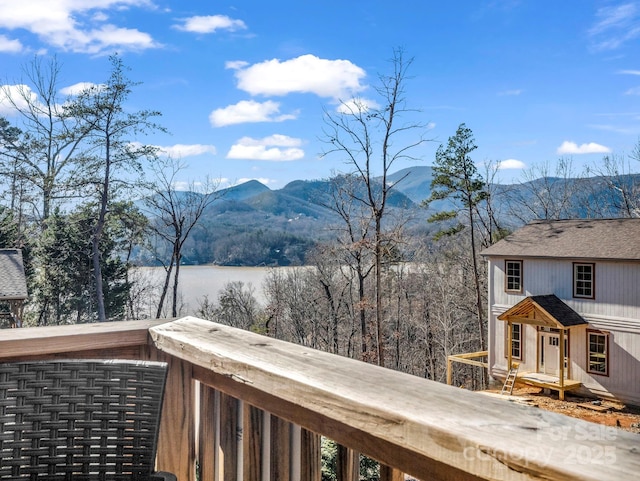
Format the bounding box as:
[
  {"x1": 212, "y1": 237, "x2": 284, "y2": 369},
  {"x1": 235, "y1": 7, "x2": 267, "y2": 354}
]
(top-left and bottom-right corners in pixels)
[
  {"x1": 515, "y1": 371, "x2": 582, "y2": 398},
  {"x1": 500, "y1": 294, "x2": 588, "y2": 400}
]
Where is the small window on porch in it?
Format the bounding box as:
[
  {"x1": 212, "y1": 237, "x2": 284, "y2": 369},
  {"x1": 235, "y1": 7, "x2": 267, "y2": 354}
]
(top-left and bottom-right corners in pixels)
[
  {"x1": 505, "y1": 323, "x2": 522, "y2": 360},
  {"x1": 574, "y1": 263, "x2": 595, "y2": 299},
  {"x1": 512, "y1": 323, "x2": 522, "y2": 359},
  {"x1": 505, "y1": 260, "x2": 523, "y2": 293},
  {"x1": 587, "y1": 330, "x2": 608, "y2": 376}
]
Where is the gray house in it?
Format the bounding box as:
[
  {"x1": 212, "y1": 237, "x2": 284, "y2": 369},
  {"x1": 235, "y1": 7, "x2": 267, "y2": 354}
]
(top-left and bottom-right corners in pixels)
[
  {"x1": 481, "y1": 218, "x2": 640, "y2": 403},
  {"x1": 0, "y1": 249, "x2": 28, "y2": 328}
]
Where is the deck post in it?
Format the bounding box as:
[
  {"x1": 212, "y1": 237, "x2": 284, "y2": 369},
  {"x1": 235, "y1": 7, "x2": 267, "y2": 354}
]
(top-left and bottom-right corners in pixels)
[{"x1": 559, "y1": 329, "x2": 565, "y2": 400}]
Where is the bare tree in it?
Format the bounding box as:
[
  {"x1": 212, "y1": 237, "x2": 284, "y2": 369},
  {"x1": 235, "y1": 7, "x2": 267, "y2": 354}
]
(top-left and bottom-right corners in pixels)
[
  {"x1": 144, "y1": 156, "x2": 220, "y2": 318},
  {"x1": 583, "y1": 147, "x2": 640, "y2": 218},
  {"x1": 0, "y1": 57, "x2": 93, "y2": 222},
  {"x1": 322, "y1": 48, "x2": 429, "y2": 366},
  {"x1": 505, "y1": 158, "x2": 582, "y2": 222}
]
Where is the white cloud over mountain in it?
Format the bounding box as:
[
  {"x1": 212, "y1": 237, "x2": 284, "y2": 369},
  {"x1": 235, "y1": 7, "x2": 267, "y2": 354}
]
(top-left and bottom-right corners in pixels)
[
  {"x1": 498, "y1": 159, "x2": 527, "y2": 170},
  {"x1": 209, "y1": 100, "x2": 297, "y2": 127},
  {"x1": 556, "y1": 141, "x2": 611, "y2": 155},
  {"x1": 227, "y1": 135, "x2": 304, "y2": 161},
  {"x1": 227, "y1": 54, "x2": 367, "y2": 99}
]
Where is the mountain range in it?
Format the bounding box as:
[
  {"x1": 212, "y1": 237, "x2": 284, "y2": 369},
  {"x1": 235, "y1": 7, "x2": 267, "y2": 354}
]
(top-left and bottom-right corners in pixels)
[{"x1": 144, "y1": 166, "x2": 640, "y2": 267}]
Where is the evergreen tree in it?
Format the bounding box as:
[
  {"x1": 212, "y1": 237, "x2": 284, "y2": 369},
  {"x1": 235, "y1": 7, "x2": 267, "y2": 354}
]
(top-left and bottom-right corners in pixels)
[{"x1": 424, "y1": 123, "x2": 488, "y2": 355}]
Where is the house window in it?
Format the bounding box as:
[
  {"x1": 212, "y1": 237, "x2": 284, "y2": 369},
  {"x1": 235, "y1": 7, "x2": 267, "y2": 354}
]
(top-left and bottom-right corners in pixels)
[
  {"x1": 511, "y1": 323, "x2": 522, "y2": 360},
  {"x1": 505, "y1": 260, "x2": 523, "y2": 293},
  {"x1": 587, "y1": 330, "x2": 609, "y2": 376},
  {"x1": 505, "y1": 323, "x2": 522, "y2": 360},
  {"x1": 573, "y1": 263, "x2": 595, "y2": 299}
]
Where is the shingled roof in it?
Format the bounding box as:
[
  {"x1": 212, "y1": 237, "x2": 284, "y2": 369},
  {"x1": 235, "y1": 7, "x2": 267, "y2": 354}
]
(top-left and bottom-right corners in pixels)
[
  {"x1": 0, "y1": 249, "x2": 28, "y2": 300},
  {"x1": 498, "y1": 294, "x2": 587, "y2": 328},
  {"x1": 482, "y1": 218, "x2": 640, "y2": 261}
]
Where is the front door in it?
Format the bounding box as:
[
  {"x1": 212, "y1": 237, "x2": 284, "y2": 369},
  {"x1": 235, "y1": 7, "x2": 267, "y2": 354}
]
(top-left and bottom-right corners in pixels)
[{"x1": 540, "y1": 333, "x2": 560, "y2": 376}]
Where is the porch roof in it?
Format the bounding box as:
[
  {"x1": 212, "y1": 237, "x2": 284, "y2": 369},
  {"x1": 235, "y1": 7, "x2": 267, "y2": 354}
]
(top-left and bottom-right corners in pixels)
[{"x1": 497, "y1": 294, "x2": 587, "y2": 328}]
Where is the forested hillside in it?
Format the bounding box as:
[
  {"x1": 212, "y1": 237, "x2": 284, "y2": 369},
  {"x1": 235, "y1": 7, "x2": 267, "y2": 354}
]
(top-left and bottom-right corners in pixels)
[{"x1": 141, "y1": 165, "x2": 640, "y2": 267}]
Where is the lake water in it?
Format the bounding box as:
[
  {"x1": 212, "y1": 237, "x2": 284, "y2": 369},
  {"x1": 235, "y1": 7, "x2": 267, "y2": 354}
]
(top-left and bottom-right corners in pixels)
[{"x1": 136, "y1": 265, "x2": 275, "y2": 315}]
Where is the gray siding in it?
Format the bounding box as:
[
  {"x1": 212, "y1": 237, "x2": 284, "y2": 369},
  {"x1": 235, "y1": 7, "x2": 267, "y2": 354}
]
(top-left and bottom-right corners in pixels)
[{"x1": 487, "y1": 257, "x2": 640, "y2": 404}]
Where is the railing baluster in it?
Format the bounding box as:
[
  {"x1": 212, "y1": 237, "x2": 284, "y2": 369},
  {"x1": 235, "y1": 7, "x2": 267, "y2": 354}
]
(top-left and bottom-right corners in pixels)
[
  {"x1": 237, "y1": 399, "x2": 245, "y2": 481},
  {"x1": 220, "y1": 391, "x2": 239, "y2": 480},
  {"x1": 336, "y1": 445, "x2": 359, "y2": 481},
  {"x1": 290, "y1": 424, "x2": 302, "y2": 481},
  {"x1": 270, "y1": 415, "x2": 291, "y2": 481},
  {"x1": 300, "y1": 429, "x2": 321, "y2": 481},
  {"x1": 244, "y1": 403, "x2": 262, "y2": 481},
  {"x1": 198, "y1": 384, "x2": 218, "y2": 481},
  {"x1": 380, "y1": 464, "x2": 404, "y2": 481},
  {"x1": 261, "y1": 411, "x2": 271, "y2": 481}
]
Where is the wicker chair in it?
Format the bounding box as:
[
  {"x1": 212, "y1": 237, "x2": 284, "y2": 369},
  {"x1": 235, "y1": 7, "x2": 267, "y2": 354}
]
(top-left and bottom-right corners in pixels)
[{"x1": 0, "y1": 360, "x2": 176, "y2": 481}]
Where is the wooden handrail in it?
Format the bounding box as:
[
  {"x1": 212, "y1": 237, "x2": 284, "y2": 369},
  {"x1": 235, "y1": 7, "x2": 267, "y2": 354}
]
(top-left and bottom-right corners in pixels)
[
  {"x1": 1, "y1": 318, "x2": 639, "y2": 481},
  {"x1": 0, "y1": 319, "x2": 167, "y2": 360},
  {"x1": 150, "y1": 317, "x2": 640, "y2": 481}
]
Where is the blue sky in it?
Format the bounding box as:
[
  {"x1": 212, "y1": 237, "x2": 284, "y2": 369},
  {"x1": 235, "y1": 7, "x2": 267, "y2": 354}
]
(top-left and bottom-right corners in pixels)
[{"x1": 0, "y1": 1, "x2": 639, "y2": 189}]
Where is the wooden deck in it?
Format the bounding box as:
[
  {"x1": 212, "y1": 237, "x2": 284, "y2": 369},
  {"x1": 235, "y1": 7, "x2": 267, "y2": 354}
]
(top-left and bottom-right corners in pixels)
[
  {"x1": 1, "y1": 318, "x2": 639, "y2": 481},
  {"x1": 516, "y1": 371, "x2": 582, "y2": 398}
]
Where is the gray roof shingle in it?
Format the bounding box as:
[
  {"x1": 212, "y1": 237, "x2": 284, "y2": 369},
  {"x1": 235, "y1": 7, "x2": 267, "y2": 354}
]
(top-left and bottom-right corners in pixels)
[
  {"x1": 0, "y1": 249, "x2": 28, "y2": 300},
  {"x1": 530, "y1": 294, "x2": 587, "y2": 327},
  {"x1": 481, "y1": 218, "x2": 640, "y2": 261}
]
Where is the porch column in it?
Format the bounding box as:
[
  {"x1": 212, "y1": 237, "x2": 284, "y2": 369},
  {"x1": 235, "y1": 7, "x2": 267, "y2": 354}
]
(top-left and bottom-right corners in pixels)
[
  {"x1": 506, "y1": 321, "x2": 513, "y2": 371},
  {"x1": 559, "y1": 329, "x2": 565, "y2": 400}
]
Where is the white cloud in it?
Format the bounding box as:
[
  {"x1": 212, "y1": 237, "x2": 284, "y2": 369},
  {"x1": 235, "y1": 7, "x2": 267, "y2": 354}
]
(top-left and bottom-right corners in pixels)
[
  {"x1": 60, "y1": 82, "x2": 105, "y2": 96},
  {"x1": 0, "y1": 34, "x2": 23, "y2": 53},
  {"x1": 225, "y1": 60, "x2": 249, "y2": 70},
  {"x1": 209, "y1": 100, "x2": 297, "y2": 127},
  {"x1": 129, "y1": 141, "x2": 217, "y2": 158},
  {"x1": 498, "y1": 89, "x2": 523, "y2": 96},
  {"x1": 556, "y1": 141, "x2": 611, "y2": 155},
  {"x1": 588, "y1": 3, "x2": 640, "y2": 51},
  {"x1": 0, "y1": 0, "x2": 160, "y2": 54},
  {"x1": 157, "y1": 144, "x2": 217, "y2": 158},
  {"x1": 0, "y1": 84, "x2": 39, "y2": 115},
  {"x1": 228, "y1": 54, "x2": 367, "y2": 99},
  {"x1": 618, "y1": 69, "x2": 640, "y2": 75},
  {"x1": 589, "y1": 124, "x2": 637, "y2": 134},
  {"x1": 336, "y1": 97, "x2": 380, "y2": 114},
  {"x1": 227, "y1": 135, "x2": 304, "y2": 161},
  {"x1": 236, "y1": 177, "x2": 274, "y2": 186},
  {"x1": 497, "y1": 158, "x2": 526, "y2": 170},
  {"x1": 625, "y1": 86, "x2": 640, "y2": 95},
  {"x1": 173, "y1": 15, "x2": 246, "y2": 33}
]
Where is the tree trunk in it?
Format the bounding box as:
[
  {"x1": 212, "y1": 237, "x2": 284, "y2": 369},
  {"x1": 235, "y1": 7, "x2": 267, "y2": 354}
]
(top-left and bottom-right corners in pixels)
[
  {"x1": 172, "y1": 249, "x2": 181, "y2": 318},
  {"x1": 92, "y1": 138, "x2": 110, "y2": 322},
  {"x1": 156, "y1": 259, "x2": 174, "y2": 319},
  {"x1": 374, "y1": 216, "x2": 384, "y2": 367}
]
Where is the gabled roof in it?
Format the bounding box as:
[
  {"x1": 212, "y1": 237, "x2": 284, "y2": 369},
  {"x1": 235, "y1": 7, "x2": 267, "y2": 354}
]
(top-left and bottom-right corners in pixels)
[
  {"x1": 481, "y1": 218, "x2": 640, "y2": 261},
  {"x1": 497, "y1": 294, "x2": 587, "y2": 329},
  {"x1": 0, "y1": 249, "x2": 28, "y2": 301}
]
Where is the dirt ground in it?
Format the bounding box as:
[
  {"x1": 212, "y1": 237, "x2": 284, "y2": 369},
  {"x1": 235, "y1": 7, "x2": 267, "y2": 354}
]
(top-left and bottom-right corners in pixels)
[{"x1": 487, "y1": 386, "x2": 640, "y2": 434}]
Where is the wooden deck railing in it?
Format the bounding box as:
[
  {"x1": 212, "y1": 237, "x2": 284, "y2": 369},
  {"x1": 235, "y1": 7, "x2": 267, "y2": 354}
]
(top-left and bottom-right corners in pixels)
[{"x1": 0, "y1": 317, "x2": 639, "y2": 481}]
